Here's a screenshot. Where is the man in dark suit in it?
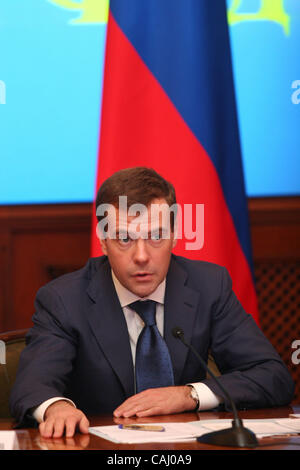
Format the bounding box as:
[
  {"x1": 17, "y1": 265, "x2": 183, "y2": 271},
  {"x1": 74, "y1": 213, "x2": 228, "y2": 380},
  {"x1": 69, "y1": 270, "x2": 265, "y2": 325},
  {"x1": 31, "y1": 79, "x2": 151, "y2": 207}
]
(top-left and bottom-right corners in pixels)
[{"x1": 10, "y1": 167, "x2": 294, "y2": 438}]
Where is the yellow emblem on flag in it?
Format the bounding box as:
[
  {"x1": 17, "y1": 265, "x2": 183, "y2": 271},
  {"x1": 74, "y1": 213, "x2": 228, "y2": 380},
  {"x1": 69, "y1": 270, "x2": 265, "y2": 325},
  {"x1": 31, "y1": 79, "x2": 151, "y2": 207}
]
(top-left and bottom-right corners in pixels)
[
  {"x1": 47, "y1": 0, "x2": 109, "y2": 24},
  {"x1": 227, "y1": 0, "x2": 290, "y2": 35}
]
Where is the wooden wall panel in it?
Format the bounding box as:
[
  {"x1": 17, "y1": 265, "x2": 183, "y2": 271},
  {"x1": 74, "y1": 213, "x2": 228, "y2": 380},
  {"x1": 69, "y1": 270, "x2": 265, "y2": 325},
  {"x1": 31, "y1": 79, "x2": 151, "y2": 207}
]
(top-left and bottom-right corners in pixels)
[
  {"x1": 249, "y1": 197, "x2": 300, "y2": 403},
  {"x1": 249, "y1": 197, "x2": 300, "y2": 260},
  {"x1": 0, "y1": 232, "x2": 10, "y2": 332},
  {"x1": 10, "y1": 231, "x2": 90, "y2": 329},
  {"x1": 0, "y1": 204, "x2": 92, "y2": 331}
]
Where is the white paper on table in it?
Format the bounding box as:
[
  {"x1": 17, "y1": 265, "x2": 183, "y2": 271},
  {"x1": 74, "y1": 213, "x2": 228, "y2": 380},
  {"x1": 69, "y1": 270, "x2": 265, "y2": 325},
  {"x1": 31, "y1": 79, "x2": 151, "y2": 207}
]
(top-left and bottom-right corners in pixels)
[
  {"x1": 274, "y1": 418, "x2": 300, "y2": 432},
  {"x1": 89, "y1": 422, "x2": 202, "y2": 444},
  {"x1": 190, "y1": 418, "x2": 300, "y2": 438},
  {"x1": 89, "y1": 418, "x2": 300, "y2": 444},
  {"x1": 0, "y1": 431, "x2": 18, "y2": 450}
]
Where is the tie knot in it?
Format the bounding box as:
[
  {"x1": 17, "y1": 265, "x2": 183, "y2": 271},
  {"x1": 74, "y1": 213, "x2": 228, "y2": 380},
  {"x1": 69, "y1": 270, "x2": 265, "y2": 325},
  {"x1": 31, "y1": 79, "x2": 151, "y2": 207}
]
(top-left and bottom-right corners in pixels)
[{"x1": 129, "y1": 300, "x2": 157, "y2": 326}]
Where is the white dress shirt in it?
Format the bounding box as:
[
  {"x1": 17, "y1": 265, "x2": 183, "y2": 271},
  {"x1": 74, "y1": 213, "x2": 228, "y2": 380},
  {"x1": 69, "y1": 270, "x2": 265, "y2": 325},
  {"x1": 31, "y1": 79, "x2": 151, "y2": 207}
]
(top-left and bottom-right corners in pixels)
[{"x1": 33, "y1": 271, "x2": 222, "y2": 422}]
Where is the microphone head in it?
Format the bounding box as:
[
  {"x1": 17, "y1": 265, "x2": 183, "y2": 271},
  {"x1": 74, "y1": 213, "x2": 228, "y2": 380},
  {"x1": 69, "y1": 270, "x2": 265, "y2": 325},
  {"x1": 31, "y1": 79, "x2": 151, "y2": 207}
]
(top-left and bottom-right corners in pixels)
[{"x1": 172, "y1": 326, "x2": 184, "y2": 339}]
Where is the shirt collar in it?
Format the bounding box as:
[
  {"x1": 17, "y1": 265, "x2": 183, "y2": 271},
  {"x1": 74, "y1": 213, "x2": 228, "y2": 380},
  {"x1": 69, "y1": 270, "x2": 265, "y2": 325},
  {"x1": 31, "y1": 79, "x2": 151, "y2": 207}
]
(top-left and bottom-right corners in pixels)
[{"x1": 111, "y1": 270, "x2": 166, "y2": 308}]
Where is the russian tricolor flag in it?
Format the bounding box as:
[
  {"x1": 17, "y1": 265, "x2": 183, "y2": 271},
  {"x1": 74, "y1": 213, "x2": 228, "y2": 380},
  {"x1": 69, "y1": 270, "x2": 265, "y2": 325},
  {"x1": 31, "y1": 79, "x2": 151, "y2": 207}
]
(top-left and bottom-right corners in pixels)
[{"x1": 92, "y1": 0, "x2": 259, "y2": 323}]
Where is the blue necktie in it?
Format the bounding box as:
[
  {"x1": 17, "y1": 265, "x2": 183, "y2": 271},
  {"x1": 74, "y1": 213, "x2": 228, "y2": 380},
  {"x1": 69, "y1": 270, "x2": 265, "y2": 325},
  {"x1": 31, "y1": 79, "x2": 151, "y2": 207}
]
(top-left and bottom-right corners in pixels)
[{"x1": 130, "y1": 300, "x2": 174, "y2": 393}]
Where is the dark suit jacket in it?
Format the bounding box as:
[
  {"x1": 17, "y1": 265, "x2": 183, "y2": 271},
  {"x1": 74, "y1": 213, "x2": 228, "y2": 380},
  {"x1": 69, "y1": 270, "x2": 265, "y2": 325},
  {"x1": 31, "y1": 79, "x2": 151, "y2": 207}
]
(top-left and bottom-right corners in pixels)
[{"x1": 10, "y1": 255, "x2": 294, "y2": 424}]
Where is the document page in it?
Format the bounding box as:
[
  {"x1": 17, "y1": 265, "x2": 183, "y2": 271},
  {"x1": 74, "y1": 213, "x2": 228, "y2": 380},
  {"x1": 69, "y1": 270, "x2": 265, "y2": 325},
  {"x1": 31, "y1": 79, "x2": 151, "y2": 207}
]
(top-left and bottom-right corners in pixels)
[
  {"x1": 0, "y1": 431, "x2": 18, "y2": 450},
  {"x1": 191, "y1": 418, "x2": 300, "y2": 438},
  {"x1": 89, "y1": 422, "x2": 200, "y2": 443},
  {"x1": 89, "y1": 418, "x2": 300, "y2": 444}
]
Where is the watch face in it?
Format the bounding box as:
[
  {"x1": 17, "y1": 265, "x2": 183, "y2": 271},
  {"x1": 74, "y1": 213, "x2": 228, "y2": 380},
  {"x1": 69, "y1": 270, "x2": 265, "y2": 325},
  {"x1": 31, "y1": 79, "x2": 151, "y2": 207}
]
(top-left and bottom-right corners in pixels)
[
  {"x1": 189, "y1": 386, "x2": 198, "y2": 403},
  {"x1": 189, "y1": 387, "x2": 199, "y2": 411}
]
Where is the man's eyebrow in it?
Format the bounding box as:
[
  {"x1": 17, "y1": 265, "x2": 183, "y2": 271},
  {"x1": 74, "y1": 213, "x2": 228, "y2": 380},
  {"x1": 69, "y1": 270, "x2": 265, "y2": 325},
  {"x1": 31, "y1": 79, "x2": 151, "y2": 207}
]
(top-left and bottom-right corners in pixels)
[
  {"x1": 111, "y1": 228, "x2": 127, "y2": 240},
  {"x1": 114, "y1": 225, "x2": 170, "y2": 239}
]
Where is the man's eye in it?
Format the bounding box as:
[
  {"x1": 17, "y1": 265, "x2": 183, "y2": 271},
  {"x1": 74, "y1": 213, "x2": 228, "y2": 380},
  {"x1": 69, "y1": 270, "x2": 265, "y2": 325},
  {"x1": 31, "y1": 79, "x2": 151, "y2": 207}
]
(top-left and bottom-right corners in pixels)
[{"x1": 119, "y1": 236, "x2": 131, "y2": 244}]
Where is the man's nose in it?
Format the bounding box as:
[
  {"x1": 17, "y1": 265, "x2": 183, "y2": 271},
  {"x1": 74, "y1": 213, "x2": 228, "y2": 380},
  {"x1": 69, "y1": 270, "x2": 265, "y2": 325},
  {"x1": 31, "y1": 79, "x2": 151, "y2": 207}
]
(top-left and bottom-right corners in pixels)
[{"x1": 133, "y1": 239, "x2": 150, "y2": 264}]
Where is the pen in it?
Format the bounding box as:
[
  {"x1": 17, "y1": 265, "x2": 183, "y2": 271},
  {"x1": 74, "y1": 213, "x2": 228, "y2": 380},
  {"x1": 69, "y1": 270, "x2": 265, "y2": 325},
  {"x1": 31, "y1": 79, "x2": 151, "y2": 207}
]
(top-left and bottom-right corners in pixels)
[{"x1": 118, "y1": 424, "x2": 165, "y2": 432}]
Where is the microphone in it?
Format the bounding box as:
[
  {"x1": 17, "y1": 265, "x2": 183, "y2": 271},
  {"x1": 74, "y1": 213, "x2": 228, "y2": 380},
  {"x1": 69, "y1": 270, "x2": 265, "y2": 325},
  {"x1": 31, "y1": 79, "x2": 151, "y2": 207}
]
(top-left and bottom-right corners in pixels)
[{"x1": 172, "y1": 326, "x2": 258, "y2": 448}]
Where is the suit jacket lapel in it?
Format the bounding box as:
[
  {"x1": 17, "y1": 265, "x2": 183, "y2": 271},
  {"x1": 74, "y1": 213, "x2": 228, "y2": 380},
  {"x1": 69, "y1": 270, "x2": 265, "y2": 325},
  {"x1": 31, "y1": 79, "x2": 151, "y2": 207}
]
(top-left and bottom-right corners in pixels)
[
  {"x1": 164, "y1": 256, "x2": 200, "y2": 385},
  {"x1": 86, "y1": 259, "x2": 135, "y2": 398}
]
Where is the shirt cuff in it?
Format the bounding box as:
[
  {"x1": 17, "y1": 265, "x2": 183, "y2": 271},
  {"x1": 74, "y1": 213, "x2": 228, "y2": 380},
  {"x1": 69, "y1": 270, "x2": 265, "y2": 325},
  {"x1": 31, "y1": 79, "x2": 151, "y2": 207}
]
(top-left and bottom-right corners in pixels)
[
  {"x1": 32, "y1": 397, "x2": 76, "y2": 423},
  {"x1": 187, "y1": 382, "x2": 223, "y2": 410}
]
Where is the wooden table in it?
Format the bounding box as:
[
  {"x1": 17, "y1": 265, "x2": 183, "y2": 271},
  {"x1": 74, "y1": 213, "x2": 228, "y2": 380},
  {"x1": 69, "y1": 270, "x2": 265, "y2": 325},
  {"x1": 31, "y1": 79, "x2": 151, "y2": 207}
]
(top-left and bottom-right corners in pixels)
[{"x1": 1, "y1": 405, "x2": 299, "y2": 451}]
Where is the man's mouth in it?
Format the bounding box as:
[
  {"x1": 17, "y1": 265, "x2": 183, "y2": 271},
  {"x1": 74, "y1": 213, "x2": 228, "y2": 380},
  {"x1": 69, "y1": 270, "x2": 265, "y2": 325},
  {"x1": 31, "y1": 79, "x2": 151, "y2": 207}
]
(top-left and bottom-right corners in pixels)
[{"x1": 133, "y1": 272, "x2": 153, "y2": 280}]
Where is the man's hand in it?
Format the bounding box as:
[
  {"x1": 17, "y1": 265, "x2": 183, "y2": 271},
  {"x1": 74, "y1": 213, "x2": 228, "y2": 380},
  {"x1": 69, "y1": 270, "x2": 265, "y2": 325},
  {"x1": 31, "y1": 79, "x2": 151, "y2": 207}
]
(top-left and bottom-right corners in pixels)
[
  {"x1": 39, "y1": 400, "x2": 90, "y2": 438},
  {"x1": 113, "y1": 386, "x2": 197, "y2": 418}
]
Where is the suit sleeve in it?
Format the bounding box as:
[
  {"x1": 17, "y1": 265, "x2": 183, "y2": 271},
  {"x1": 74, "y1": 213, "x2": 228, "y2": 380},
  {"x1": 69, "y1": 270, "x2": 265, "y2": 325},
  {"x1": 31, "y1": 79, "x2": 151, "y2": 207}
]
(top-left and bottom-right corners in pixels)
[
  {"x1": 201, "y1": 267, "x2": 295, "y2": 410},
  {"x1": 9, "y1": 285, "x2": 77, "y2": 425}
]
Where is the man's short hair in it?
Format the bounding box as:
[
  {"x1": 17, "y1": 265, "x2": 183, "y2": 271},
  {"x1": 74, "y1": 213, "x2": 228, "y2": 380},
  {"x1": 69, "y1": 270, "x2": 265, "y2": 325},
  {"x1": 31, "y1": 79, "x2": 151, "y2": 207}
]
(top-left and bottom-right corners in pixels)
[{"x1": 95, "y1": 167, "x2": 177, "y2": 227}]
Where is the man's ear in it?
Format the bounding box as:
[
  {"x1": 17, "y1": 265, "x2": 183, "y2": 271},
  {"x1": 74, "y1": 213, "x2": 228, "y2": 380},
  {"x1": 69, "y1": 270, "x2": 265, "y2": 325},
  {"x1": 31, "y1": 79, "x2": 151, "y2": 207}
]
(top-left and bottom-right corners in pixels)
[
  {"x1": 172, "y1": 221, "x2": 178, "y2": 249},
  {"x1": 96, "y1": 224, "x2": 108, "y2": 255},
  {"x1": 172, "y1": 235, "x2": 177, "y2": 249},
  {"x1": 100, "y1": 238, "x2": 108, "y2": 255}
]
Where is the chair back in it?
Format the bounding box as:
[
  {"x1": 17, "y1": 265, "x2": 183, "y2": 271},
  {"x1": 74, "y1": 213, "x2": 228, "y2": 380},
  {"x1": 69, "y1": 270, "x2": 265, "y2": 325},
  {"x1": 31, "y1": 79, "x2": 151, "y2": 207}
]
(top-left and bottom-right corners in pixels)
[{"x1": 0, "y1": 329, "x2": 29, "y2": 418}]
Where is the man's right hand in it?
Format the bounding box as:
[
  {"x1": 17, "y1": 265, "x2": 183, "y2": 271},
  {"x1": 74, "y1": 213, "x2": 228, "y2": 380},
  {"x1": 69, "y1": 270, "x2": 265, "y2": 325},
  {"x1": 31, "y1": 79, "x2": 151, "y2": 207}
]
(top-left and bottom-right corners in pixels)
[{"x1": 39, "y1": 400, "x2": 90, "y2": 438}]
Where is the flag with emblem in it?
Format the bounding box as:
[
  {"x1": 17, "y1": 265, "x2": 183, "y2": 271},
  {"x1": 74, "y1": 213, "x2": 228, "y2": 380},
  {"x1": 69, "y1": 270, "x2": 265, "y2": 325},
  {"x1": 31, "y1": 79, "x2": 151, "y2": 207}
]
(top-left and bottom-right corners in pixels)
[{"x1": 92, "y1": 0, "x2": 259, "y2": 323}]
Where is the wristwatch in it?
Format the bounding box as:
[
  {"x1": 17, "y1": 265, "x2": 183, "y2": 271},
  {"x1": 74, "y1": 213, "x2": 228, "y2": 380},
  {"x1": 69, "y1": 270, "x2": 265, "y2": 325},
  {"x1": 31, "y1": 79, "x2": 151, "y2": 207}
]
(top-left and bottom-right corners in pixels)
[{"x1": 187, "y1": 385, "x2": 199, "y2": 410}]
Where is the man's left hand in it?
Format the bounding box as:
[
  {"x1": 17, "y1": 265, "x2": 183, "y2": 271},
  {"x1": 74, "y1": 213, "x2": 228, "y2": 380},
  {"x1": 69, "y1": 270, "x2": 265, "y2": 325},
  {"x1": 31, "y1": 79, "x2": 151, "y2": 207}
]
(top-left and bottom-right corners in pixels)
[{"x1": 113, "y1": 386, "x2": 197, "y2": 418}]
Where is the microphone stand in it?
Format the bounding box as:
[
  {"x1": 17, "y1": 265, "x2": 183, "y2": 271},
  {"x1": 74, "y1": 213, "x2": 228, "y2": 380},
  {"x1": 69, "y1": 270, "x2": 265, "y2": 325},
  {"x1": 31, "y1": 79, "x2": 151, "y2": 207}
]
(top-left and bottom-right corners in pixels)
[{"x1": 172, "y1": 327, "x2": 258, "y2": 448}]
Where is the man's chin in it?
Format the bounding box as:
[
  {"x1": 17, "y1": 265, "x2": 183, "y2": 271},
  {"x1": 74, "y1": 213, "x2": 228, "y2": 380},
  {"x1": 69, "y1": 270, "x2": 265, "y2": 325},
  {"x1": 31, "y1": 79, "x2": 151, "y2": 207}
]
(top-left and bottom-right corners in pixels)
[
  {"x1": 132, "y1": 287, "x2": 156, "y2": 298},
  {"x1": 129, "y1": 279, "x2": 157, "y2": 298}
]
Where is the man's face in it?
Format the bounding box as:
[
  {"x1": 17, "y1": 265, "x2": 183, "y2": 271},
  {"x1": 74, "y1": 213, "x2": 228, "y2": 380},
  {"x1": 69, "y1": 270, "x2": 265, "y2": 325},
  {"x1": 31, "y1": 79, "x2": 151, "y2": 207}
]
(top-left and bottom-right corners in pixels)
[{"x1": 99, "y1": 198, "x2": 176, "y2": 298}]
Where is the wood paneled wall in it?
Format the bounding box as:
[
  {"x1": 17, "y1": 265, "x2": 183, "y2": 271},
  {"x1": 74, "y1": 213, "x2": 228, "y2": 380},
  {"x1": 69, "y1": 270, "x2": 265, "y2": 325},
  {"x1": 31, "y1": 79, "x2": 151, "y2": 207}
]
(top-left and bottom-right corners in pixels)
[
  {"x1": 0, "y1": 197, "x2": 299, "y2": 399},
  {"x1": 0, "y1": 204, "x2": 92, "y2": 330},
  {"x1": 248, "y1": 197, "x2": 300, "y2": 403}
]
